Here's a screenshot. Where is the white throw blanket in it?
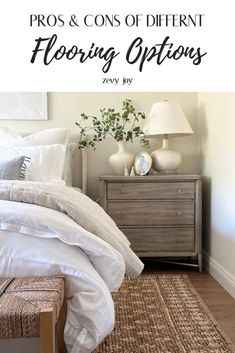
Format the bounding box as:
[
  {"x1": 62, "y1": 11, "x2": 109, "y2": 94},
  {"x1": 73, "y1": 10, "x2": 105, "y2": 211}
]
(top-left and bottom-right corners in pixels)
[{"x1": 0, "y1": 180, "x2": 144, "y2": 353}]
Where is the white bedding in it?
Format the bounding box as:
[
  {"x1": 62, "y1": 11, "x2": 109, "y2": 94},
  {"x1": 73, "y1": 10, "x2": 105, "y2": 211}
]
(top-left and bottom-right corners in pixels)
[{"x1": 0, "y1": 181, "x2": 144, "y2": 353}]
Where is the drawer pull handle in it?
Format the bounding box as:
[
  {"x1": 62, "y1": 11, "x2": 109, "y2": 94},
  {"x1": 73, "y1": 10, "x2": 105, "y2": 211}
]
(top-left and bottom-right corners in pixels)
[
  {"x1": 177, "y1": 211, "x2": 182, "y2": 216},
  {"x1": 177, "y1": 189, "x2": 181, "y2": 193}
]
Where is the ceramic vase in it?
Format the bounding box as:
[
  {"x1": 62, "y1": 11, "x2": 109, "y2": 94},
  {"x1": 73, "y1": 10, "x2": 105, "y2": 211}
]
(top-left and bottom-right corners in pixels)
[{"x1": 109, "y1": 141, "x2": 134, "y2": 175}]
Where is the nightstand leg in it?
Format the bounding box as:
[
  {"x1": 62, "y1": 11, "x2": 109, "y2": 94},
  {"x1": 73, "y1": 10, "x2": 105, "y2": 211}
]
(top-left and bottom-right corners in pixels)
[{"x1": 198, "y1": 254, "x2": 203, "y2": 273}]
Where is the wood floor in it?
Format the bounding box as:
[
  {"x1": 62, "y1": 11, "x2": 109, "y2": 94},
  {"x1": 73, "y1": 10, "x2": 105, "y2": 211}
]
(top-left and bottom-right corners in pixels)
[{"x1": 143, "y1": 260, "x2": 235, "y2": 345}]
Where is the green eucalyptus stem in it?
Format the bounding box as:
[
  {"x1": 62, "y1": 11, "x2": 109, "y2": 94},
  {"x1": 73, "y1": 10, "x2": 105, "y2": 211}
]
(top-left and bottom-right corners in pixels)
[{"x1": 75, "y1": 99, "x2": 150, "y2": 149}]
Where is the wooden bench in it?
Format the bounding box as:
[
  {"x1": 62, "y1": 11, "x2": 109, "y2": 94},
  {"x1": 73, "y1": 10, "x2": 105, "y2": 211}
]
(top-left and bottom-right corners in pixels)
[{"x1": 0, "y1": 276, "x2": 67, "y2": 353}]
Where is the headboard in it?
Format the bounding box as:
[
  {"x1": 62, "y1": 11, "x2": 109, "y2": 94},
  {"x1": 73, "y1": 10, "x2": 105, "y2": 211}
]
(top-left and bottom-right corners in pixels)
[
  {"x1": 73, "y1": 147, "x2": 87, "y2": 193},
  {"x1": 69, "y1": 133, "x2": 87, "y2": 194}
]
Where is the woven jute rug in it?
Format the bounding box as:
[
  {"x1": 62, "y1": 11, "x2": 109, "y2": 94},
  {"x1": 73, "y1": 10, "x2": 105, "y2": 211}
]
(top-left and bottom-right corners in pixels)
[{"x1": 94, "y1": 274, "x2": 235, "y2": 353}]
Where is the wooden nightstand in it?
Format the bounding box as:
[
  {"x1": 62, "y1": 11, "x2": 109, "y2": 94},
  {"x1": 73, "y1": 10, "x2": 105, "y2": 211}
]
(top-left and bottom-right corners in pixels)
[{"x1": 99, "y1": 175, "x2": 202, "y2": 272}]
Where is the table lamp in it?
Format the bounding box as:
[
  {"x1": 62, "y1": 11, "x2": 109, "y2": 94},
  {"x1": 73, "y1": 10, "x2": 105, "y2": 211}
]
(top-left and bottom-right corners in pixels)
[{"x1": 143, "y1": 101, "x2": 194, "y2": 172}]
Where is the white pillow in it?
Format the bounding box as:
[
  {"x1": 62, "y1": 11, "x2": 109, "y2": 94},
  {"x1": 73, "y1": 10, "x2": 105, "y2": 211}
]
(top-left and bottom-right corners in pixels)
[
  {"x1": 0, "y1": 127, "x2": 74, "y2": 184},
  {"x1": 0, "y1": 145, "x2": 66, "y2": 182},
  {"x1": 25, "y1": 130, "x2": 74, "y2": 185},
  {"x1": 0, "y1": 127, "x2": 71, "y2": 146},
  {"x1": 0, "y1": 126, "x2": 26, "y2": 146},
  {"x1": 25, "y1": 128, "x2": 71, "y2": 145}
]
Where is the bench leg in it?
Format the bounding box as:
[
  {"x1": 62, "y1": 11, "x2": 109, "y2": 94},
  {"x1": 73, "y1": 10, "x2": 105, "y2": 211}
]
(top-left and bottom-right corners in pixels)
[
  {"x1": 40, "y1": 307, "x2": 55, "y2": 353},
  {"x1": 56, "y1": 299, "x2": 67, "y2": 353}
]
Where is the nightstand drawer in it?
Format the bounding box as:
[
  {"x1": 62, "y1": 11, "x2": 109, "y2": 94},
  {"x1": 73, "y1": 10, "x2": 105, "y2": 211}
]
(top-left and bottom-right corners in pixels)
[
  {"x1": 121, "y1": 227, "x2": 195, "y2": 251},
  {"x1": 107, "y1": 182, "x2": 195, "y2": 200},
  {"x1": 108, "y1": 201, "x2": 194, "y2": 226}
]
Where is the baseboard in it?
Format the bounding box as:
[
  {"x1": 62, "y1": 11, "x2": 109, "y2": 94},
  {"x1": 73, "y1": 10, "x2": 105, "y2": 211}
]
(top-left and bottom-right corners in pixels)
[{"x1": 203, "y1": 252, "x2": 235, "y2": 299}]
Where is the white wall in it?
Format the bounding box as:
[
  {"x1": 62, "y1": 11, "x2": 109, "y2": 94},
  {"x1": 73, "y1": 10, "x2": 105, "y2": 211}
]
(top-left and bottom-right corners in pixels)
[
  {"x1": 198, "y1": 93, "x2": 235, "y2": 296},
  {"x1": 1, "y1": 92, "x2": 199, "y2": 199}
]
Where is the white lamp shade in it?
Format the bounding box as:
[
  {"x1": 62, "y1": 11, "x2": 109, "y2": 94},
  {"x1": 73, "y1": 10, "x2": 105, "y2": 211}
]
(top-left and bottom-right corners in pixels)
[{"x1": 143, "y1": 101, "x2": 194, "y2": 137}]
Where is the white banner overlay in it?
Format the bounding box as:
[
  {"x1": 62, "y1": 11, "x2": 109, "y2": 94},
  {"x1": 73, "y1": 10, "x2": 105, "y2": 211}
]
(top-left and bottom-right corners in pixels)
[{"x1": 0, "y1": 0, "x2": 234, "y2": 91}]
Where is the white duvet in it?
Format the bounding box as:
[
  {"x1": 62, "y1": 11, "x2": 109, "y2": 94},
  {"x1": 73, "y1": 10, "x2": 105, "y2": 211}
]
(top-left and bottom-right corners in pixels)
[{"x1": 0, "y1": 181, "x2": 144, "y2": 353}]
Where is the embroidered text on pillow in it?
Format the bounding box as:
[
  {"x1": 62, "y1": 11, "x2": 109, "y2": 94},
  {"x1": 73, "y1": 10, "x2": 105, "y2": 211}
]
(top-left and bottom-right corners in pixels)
[{"x1": 20, "y1": 157, "x2": 31, "y2": 180}]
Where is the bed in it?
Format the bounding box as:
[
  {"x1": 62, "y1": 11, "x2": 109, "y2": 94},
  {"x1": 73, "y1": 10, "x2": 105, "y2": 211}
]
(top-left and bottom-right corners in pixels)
[{"x1": 0, "y1": 127, "x2": 144, "y2": 353}]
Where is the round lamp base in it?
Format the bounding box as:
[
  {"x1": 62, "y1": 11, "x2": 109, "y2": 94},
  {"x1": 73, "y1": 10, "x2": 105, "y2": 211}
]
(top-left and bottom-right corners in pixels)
[{"x1": 151, "y1": 148, "x2": 182, "y2": 172}]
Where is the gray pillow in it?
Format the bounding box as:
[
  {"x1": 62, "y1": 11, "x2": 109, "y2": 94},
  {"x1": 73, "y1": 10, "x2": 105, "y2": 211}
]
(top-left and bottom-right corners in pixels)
[{"x1": 0, "y1": 156, "x2": 31, "y2": 180}]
